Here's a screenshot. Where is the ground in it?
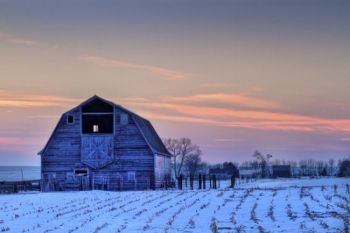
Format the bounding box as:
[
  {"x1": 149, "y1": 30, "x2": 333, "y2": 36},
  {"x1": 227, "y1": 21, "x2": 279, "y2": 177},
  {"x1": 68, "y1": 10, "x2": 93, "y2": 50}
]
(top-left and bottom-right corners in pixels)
[{"x1": 0, "y1": 178, "x2": 349, "y2": 233}]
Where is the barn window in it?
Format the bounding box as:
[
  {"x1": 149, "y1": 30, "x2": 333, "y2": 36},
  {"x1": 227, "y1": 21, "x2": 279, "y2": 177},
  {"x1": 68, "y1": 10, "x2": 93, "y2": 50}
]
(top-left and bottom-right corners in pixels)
[
  {"x1": 67, "y1": 115, "x2": 74, "y2": 124},
  {"x1": 128, "y1": 171, "x2": 135, "y2": 181},
  {"x1": 120, "y1": 113, "x2": 128, "y2": 125},
  {"x1": 93, "y1": 125, "x2": 99, "y2": 133}
]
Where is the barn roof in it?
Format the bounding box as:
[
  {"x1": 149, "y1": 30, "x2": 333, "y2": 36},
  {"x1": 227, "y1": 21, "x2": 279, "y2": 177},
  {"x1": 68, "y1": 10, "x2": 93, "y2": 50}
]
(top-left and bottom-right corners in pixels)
[{"x1": 38, "y1": 95, "x2": 171, "y2": 157}]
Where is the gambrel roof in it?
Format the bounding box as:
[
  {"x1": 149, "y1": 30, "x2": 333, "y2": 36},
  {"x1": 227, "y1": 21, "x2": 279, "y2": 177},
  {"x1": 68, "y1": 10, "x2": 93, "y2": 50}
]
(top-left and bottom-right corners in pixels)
[{"x1": 38, "y1": 95, "x2": 171, "y2": 157}]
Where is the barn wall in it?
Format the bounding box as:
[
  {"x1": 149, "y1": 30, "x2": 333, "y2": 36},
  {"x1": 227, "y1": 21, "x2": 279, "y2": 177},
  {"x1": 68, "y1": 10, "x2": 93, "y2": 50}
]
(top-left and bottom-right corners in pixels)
[
  {"x1": 41, "y1": 108, "x2": 81, "y2": 191},
  {"x1": 114, "y1": 107, "x2": 154, "y2": 189}
]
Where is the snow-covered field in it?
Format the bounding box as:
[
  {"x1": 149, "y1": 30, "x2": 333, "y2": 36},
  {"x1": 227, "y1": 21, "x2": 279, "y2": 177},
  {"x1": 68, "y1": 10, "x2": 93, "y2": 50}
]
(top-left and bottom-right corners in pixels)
[{"x1": 0, "y1": 178, "x2": 349, "y2": 233}]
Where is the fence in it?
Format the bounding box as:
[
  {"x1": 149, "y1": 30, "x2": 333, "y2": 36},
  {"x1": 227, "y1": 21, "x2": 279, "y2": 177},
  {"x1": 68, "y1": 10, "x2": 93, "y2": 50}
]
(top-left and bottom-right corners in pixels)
[
  {"x1": 0, "y1": 180, "x2": 41, "y2": 194},
  {"x1": 174, "y1": 174, "x2": 241, "y2": 190}
]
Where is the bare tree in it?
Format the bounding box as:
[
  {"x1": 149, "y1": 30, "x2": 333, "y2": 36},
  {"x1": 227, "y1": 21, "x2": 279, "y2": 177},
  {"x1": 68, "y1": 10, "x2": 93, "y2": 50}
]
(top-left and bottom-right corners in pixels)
[
  {"x1": 163, "y1": 138, "x2": 180, "y2": 177},
  {"x1": 163, "y1": 138, "x2": 200, "y2": 178},
  {"x1": 253, "y1": 150, "x2": 272, "y2": 178}
]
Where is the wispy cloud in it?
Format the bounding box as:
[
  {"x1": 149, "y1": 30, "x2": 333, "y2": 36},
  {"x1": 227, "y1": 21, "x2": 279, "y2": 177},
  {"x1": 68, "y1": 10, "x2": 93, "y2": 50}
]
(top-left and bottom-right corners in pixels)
[
  {"x1": 215, "y1": 138, "x2": 246, "y2": 142},
  {"x1": 0, "y1": 90, "x2": 80, "y2": 108},
  {"x1": 161, "y1": 93, "x2": 281, "y2": 109},
  {"x1": 79, "y1": 55, "x2": 187, "y2": 80},
  {"x1": 117, "y1": 96, "x2": 350, "y2": 133},
  {"x1": 0, "y1": 32, "x2": 38, "y2": 46},
  {"x1": 200, "y1": 82, "x2": 233, "y2": 88},
  {"x1": 2, "y1": 90, "x2": 349, "y2": 134}
]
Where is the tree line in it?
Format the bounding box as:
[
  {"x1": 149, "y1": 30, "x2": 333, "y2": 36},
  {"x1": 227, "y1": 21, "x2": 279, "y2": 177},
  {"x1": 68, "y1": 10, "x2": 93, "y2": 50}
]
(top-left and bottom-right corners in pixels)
[{"x1": 163, "y1": 138, "x2": 350, "y2": 179}]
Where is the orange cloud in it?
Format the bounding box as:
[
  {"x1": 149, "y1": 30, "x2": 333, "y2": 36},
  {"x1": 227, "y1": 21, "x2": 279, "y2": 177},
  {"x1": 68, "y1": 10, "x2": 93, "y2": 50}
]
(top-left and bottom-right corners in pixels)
[
  {"x1": 118, "y1": 97, "x2": 350, "y2": 133},
  {"x1": 79, "y1": 55, "x2": 187, "y2": 80},
  {"x1": 0, "y1": 90, "x2": 80, "y2": 108}
]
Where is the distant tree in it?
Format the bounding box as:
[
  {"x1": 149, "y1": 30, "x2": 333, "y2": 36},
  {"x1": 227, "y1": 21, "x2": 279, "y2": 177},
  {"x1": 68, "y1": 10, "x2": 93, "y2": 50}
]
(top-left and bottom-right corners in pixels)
[
  {"x1": 299, "y1": 160, "x2": 307, "y2": 176},
  {"x1": 338, "y1": 160, "x2": 350, "y2": 177},
  {"x1": 252, "y1": 150, "x2": 272, "y2": 178},
  {"x1": 222, "y1": 162, "x2": 239, "y2": 177},
  {"x1": 316, "y1": 160, "x2": 325, "y2": 176},
  {"x1": 163, "y1": 138, "x2": 200, "y2": 178},
  {"x1": 328, "y1": 159, "x2": 335, "y2": 176},
  {"x1": 184, "y1": 148, "x2": 202, "y2": 179},
  {"x1": 197, "y1": 162, "x2": 209, "y2": 174}
]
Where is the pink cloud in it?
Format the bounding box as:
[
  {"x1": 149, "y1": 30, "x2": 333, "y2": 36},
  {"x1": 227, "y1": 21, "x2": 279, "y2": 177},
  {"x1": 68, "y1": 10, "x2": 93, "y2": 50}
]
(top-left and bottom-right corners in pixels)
[
  {"x1": 79, "y1": 55, "x2": 188, "y2": 80},
  {"x1": 215, "y1": 138, "x2": 246, "y2": 142},
  {"x1": 340, "y1": 138, "x2": 350, "y2": 142},
  {"x1": 161, "y1": 93, "x2": 281, "y2": 109},
  {"x1": 0, "y1": 136, "x2": 39, "y2": 146}
]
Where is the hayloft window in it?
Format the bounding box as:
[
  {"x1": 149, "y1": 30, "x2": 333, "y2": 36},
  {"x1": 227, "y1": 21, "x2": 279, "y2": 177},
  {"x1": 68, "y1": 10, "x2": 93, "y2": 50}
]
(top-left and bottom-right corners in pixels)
[
  {"x1": 67, "y1": 115, "x2": 74, "y2": 124},
  {"x1": 82, "y1": 98, "x2": 114, "y2": 134}
]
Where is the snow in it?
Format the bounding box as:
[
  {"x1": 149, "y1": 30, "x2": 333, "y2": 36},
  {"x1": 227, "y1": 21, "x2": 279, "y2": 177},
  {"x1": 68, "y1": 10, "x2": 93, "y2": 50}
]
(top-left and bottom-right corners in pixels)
[{"x1": 0, "y1": 178, "x2": 349, "y2": 233}]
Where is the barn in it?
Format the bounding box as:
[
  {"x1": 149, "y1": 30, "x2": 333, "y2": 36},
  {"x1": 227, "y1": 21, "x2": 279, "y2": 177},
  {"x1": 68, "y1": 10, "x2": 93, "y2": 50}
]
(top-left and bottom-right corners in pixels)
[{"x1": 39, "y1": 95, "x2": 172, "y2": 191}]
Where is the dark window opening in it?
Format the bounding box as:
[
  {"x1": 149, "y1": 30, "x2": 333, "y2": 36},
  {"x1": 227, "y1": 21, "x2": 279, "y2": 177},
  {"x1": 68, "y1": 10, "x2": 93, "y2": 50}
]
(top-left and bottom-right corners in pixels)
[
  {"x1": 67, "y1": 115, "x2": 74, "y2": 124},
  {"x1": 82, "y1": 98, "x2": 113, "y2": 113},
  {"x1": 82, "y1": 114, "x2": 113, "y2": 134},
  {"x1": 74, "y1": 168, "x2": 88, "y2": 176}
]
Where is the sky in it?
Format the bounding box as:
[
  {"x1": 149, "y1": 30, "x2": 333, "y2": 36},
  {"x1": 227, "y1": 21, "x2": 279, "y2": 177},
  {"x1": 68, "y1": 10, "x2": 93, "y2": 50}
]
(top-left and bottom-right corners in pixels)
[{"x1": 0, "y1": 0, "x2": 350, "y2": 165}]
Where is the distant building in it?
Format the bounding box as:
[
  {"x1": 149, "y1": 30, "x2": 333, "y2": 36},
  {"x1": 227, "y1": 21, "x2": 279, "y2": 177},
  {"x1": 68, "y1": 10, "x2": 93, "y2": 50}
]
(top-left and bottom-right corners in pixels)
[
  {"x1": 39, "y1": 95, "x2": 172, "y2": 191},
  {"x1": 272, "y1": 165, "x2": 291, "y2": 178},
  {"x1": 239, "y1": 167, "x2": 261, "y2": 179}
]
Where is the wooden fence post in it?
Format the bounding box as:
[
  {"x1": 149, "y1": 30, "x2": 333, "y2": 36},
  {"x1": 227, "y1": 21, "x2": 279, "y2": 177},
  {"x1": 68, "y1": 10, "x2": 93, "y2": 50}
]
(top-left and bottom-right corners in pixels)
[
  {"x1": 231, "y1": 175, "x2": 236, "y2": 188},
  {"x1": 178, "y1": 175, "x2": 183, "y2": 190},
  {"x1": 198, "y1": 174, "x2": 202, "y2": 189},
  {"x1": 203, "y1": 174, "x2": 206, "y2": 189},
  {"x1": 213, "y1": 175, "x2": 217, "y2": 189},
  {"x1": 190, "y1": 176, "x2": 194, "y2": 190}
]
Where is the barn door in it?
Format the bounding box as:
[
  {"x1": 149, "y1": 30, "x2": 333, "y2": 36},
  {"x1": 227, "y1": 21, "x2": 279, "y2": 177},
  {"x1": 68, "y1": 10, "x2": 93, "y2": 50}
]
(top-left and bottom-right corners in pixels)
[{"x1": 74, "y1": 168, "x2": 90, "y2": 191}]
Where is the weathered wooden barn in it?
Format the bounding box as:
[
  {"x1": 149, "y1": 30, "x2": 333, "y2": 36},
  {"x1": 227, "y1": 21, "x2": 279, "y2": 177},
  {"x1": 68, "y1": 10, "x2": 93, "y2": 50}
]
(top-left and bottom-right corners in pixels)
[{"x1": 39, "y1": 95, "x2": 172, "y2": 191}]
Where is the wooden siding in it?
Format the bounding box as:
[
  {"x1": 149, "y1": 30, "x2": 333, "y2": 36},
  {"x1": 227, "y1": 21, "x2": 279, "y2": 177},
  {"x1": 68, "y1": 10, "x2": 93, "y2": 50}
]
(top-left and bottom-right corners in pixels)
[{"x1": 154, "y1": 154, "x2": 171, "y2": 188}]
